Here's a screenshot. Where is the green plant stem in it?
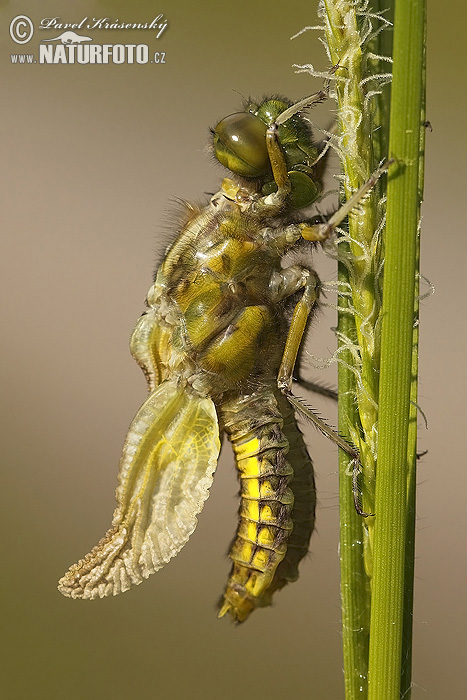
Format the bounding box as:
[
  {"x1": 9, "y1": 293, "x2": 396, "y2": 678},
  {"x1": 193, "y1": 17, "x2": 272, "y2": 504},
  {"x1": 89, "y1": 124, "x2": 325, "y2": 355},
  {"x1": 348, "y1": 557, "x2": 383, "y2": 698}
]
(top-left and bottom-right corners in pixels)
[
  {"x1": 338, "y1": 258, "x2": 370, "y2": 699},
  {"x1": 320, "y1": 1, "x2": 383, "y2": 697},
  {"x1": 400, "y1": 38, "x2": 426, "y2": 694},
  {"x1": 367, "y1": 0, "x2": 426, "y2": 698},
  {"x1": 400, "y1": 269, "x2": 419, "y2": 699}
]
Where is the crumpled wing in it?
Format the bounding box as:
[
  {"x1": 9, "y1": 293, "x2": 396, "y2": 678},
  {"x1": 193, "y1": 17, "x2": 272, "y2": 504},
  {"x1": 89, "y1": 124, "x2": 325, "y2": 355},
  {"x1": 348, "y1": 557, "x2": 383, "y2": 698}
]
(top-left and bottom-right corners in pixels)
[
  {"x1": 58, "y1": 379, "x2": 220, "y2": 599},
  {"x1": 129, "y1": 306, "x2": 172, "y2": 391}
]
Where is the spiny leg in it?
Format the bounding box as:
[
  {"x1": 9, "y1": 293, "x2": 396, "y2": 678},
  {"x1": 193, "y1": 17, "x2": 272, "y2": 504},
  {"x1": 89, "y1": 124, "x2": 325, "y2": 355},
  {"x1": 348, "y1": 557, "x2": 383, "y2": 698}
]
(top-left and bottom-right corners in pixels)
[
  {"x1": 293, "y1": 373, "x2": 338, "y2": 402},
  {"x1": 276, "y1": 273, "x2": 359, "y2": 458},
  {"x1": 274, "y1": 267, "x2": 372, "y2": 518},
  {"x1": 268, "y1": 159, "x2": 394, "y2": 248},
  {"x1": 300, "y1": 159, "x2": 394, "y2": 243}
]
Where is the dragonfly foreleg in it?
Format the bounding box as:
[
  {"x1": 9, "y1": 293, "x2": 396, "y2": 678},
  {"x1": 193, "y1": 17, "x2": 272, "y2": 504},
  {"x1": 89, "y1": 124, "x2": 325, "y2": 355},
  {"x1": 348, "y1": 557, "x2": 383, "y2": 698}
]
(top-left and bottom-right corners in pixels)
[{"x1": 263, "y1": 90, "x2": 328, "y2": 210}]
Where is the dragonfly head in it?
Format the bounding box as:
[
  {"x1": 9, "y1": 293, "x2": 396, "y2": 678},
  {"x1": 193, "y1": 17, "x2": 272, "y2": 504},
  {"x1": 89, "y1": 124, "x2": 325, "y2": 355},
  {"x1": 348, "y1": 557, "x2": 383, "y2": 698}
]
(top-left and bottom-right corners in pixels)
[{"x1": 212, "y1": 97, "x2": 321, "y2": 209}]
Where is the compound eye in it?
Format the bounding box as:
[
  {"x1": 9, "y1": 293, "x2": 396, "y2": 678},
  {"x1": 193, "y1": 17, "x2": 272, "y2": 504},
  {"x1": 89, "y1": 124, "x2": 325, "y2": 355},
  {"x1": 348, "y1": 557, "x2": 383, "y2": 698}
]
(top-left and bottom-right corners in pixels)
[{"x1": 213, "y1": 112, "x2": 270, "y2": 178}]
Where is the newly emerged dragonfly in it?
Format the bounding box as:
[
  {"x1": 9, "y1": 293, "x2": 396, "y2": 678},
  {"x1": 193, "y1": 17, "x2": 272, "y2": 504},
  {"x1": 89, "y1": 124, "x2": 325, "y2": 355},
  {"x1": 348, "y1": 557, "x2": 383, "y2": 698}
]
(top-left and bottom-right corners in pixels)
[{"x1": 59, "y1": 91, "x2": 382, "y2": 621}]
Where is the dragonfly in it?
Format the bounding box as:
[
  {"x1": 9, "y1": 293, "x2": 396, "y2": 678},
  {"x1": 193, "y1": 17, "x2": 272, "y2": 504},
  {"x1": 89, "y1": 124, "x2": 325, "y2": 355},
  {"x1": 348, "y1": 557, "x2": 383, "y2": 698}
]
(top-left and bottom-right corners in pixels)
[{"x1": 58, "y1": 90, "x2": 385, "y2": 621}]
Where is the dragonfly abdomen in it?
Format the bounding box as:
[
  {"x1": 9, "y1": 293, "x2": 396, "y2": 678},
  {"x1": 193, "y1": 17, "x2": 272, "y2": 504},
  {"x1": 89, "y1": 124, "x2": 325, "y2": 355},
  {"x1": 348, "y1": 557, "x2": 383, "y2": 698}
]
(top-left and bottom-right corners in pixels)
[
  {"x1": 218, "y1": 389, "x2": 295, "y2": 622},
  {"x1": 260, "y1": 393, "x2": 316, "y2": 603}
]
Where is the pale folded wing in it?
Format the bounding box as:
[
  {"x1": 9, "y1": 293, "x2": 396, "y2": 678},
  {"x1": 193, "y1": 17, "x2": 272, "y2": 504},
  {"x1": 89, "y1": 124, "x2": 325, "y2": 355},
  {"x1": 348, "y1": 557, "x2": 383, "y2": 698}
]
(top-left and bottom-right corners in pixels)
[{"x1": 58, "y1": 379, "x2": 220, "y2": 599}]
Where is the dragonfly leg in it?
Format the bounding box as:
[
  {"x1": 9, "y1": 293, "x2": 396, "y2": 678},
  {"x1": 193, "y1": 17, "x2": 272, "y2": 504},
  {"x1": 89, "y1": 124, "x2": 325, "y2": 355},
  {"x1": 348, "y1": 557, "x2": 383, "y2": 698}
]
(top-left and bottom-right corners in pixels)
[
  {"x1": 293, "y1": 373, "x2": 338, "y2": 402},
  {"x1": 264, "y1": 90, "x2": 328, "y2": 208},
  {"x1": 275, "y1": 271, "x2": 356, "y2": 457},
  {"x1": 300, "y1": 159, "x2": 394, "y2": 242},
  {"x1": 274, "y1": 266, "x2": 372, "y2": 517},
  {"x1": 270, "y1": 160, "x2": 394, "y2": 252},
  {"x1": 276, "y1": 268, "x2": 320, "y2": 393}
]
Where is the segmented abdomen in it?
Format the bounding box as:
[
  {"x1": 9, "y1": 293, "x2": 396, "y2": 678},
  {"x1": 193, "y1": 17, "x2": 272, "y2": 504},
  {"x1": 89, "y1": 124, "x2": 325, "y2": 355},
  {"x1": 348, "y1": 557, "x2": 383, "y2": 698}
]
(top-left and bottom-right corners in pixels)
[
  {"x1": 218, "y1": 387, "x2": 315, "y2": 622},
  {"x1": 261, "y1": 392, "x2": 316, "y2": 603}
]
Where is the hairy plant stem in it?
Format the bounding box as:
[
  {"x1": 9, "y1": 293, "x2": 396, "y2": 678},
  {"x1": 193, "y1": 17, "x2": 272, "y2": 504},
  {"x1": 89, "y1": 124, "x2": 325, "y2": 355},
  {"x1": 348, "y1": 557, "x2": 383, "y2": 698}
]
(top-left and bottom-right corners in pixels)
[{"x1": 320, "y1": 0, "x2": 389, "y2": 695}]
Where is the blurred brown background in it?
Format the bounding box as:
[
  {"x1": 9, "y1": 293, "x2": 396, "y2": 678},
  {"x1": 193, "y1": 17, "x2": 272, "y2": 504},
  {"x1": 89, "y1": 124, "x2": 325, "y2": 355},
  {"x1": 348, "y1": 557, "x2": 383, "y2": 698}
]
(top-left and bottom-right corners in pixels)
[{"x1": 1, "y1": 0, "x2": 464, "y2": 697}]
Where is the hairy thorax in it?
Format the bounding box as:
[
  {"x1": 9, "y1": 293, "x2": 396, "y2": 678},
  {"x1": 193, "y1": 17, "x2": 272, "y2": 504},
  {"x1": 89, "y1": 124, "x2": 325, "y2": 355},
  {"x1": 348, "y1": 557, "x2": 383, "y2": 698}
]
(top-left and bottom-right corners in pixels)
[{"x1": 154, "y1": 198, "x2": 288, "y2": 394}]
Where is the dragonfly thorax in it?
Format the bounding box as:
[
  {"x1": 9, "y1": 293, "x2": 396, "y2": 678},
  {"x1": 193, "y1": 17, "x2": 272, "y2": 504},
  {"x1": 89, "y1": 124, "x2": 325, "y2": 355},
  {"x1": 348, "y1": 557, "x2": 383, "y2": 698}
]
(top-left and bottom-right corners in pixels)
[{"x1": 160, "y1": 205, "x2": 288, "y2": 391}]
